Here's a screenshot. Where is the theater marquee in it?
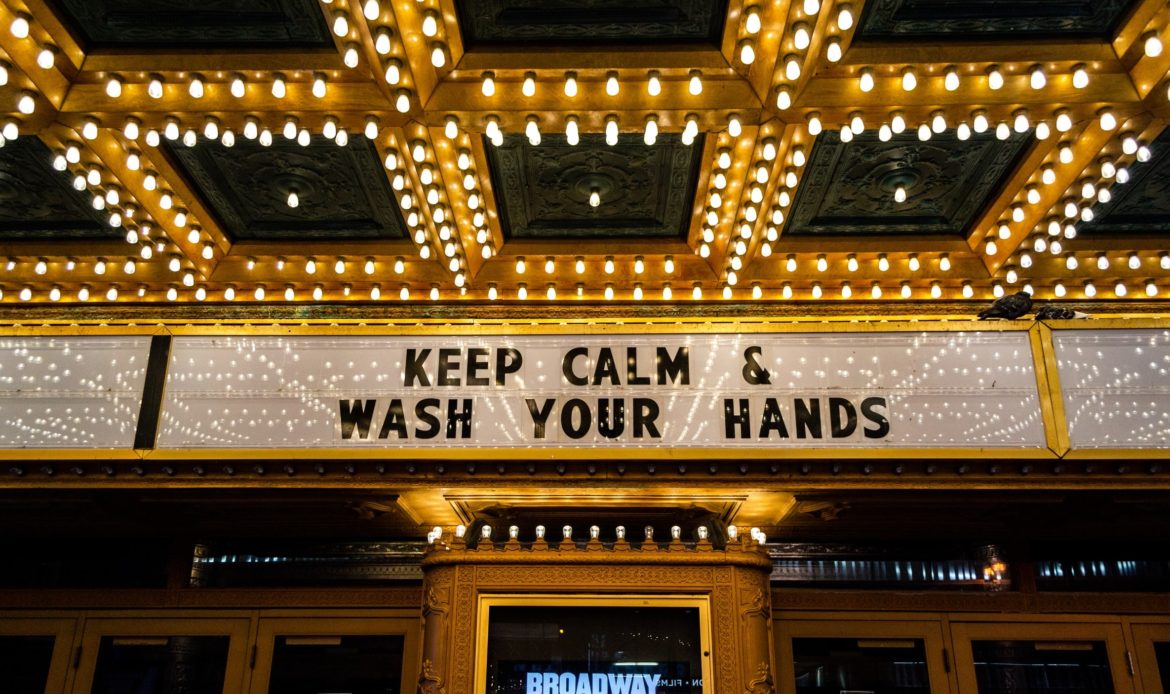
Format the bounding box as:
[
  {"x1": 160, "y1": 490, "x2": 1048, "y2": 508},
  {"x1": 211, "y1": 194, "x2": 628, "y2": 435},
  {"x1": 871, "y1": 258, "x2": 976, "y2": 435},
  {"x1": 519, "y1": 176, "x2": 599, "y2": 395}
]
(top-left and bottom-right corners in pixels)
[{"x1": 154, "y1": 331, "x2": 1047, "y2": 449}]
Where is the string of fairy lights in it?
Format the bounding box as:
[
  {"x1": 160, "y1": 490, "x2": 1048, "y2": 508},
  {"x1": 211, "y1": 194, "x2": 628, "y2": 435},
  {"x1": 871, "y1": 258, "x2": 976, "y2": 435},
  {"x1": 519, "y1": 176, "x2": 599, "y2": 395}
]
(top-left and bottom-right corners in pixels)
[{"x1": 0, "y1": 0, "x2": 1166, "y2": 305}]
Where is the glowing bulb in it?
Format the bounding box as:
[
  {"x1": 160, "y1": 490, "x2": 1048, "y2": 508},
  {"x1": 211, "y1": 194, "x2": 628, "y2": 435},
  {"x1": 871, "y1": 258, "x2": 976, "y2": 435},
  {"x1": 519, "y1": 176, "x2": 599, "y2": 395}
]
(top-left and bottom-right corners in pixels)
[
  {"x1": 776, "y1": 87, "x2": 792, "y2": 110},
  {"x1": 688, "y1": 70, "x2": 702, "y2": 95},
  {"x1": 858, "y1": 68, "x2": 874, "y2": 92},
  {"x1": 36, "y1": 46, "x2": 55, "y2": 69},
  {"x1": 1072, "y1": 65, "x2": 1089, "y2": 89},
  {"x1": 525, "y1": 117, "x2": 540, "y2": 146},
  {"x1": 564, "y1": 71, "x2": 578, "y2": 97},
  {"x1": 804, "y1": 0, "x2": 820, "y2": 14},
  {"x1": 825, "y1": 38, "x2": 841, "y2": 62},
  {"x1": 272, "y1": 75, "x2": 286, "y2": 98},
  {"x1": 894, "y1": 185, "x2": 907, "y2": 203},
  {"x1": 17, "y1": 92, "x2": 35, "y2": 115},
  {"x1": 644, "y1": 116, "x2": 658, "y2": 145},
  {"x1": 105, "y1": 75, "x2": 123, "y2": 98},
  {"x1": 1029, "y1": 65, "x2": 1046, "y2": 89},
  {"x1": 1145, "y1": 32, "x2": 1163, "y2": 57},
  {"x1": 188, "y1": 75, "x2": 204, "y2": 98},
  {"x1": 901, "y1": 67, "x2": 917, "y2": 91},
  {"x1": 10, "y1": 14, "x2": 30, "y2": 38},
  {"x1": 605, "y1": 116, "x2": 619, "y2": 146},
  {"x1": 987, "y1": 66, "x2": 1003, "y2": 90},
  {"x1": 430, "y1": 44, "x2": 446, "y2": 68},
  {"x1": 605, "y1": 71, "x2": 620, "y2": 96},
  {"x1": 1099, "y1": 109, "x2": 1117, "y2": 130}
]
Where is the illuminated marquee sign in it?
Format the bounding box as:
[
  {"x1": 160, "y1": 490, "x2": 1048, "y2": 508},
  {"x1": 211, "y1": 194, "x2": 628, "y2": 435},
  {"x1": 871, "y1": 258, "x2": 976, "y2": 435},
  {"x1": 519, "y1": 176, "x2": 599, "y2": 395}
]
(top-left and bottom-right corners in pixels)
[{"x1": 156, "y1": 331, "x2": 1046, "y2": 449}]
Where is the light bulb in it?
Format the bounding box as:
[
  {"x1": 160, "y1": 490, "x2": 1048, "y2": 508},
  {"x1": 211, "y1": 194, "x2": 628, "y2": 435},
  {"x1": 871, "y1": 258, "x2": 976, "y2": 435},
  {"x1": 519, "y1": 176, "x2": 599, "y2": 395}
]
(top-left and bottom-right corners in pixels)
[
  {"x1": 688, "y1": 70, "x2": 702, "y2": 95},
  {"x1": 564, "y1": 71, "x2": 577, "y2": 97},
  {"x1": 312, "y1": 73, "x2": 326, "y2": 98},
  {"x1": 644, "y1": 116, "x2": 658, "y2": 145},
  {"x1": 776, "y1": 87, "x2": 792, "y2": 110},
  {"x1": 332, "y1": 11, "x2": 348, "y2": 37},
  {"x1": 525, "y1": 117, "x2": 540, "y2": 146},
  {"x1": 272, "y1": 75, "x2": 286, "y2": 98},
  {"x1": 1029, "y1": 65, "x2": 1046, "y2": 89},
  {"x1": 188, "y1": 75, "x2": 204, "y2": 98},
  {"x1": 944, "y1": 66, "x2": 960, "y2": 91},
  {"x1": 901, "y1": 67, "x2": 917, "y2": 91},
  {"x1": 605, "y1": 116, "x2": 619, "y2": 146},
  {"x1": 430, "y1": 44, "x2": 446, "y2": 67},
  {"x1": 825, "y1": 38, "x2": 841, "y2": 62},
  {"x1": 785, "y1": 55, "x2": 801, "y2": 80},
  {"x1": 647, "y1": 70, "x2": 661, "y2": 96},
  {"x1": 36, "y1": 46, "x2": 55, "y2": 70},
  {"x1": 17, "y1": 92, "x2": 35, "y2": 115},
  {"x1": 987, "y1": 66, "x2": 1003, "y2": 89},
  {"x1": 1145, "y1": 32, "x2": 1163, "y2": 57},
  {"x1": 1099, "y1": 109, "x2": 1117, "y2": 130},
  {"x1": 105, "y1": 75, "x2": 122, "y2": 98},
  {"x1": 807, "y1": 113, "x2": 822, "y2": 135},
  {"x1": 605, "y1": 71, "x2": 620, "y2": 96},
  {"x1": 422, "y1": 11, "x2": 438, "y2": 36},
  {"x1": 894, "y1": 185, "x2": 906, "y2": 203},
  {"x1": 1072, "y1": 65, "x2": 1089, "y2": 89},
  {"x1": 10, "y1": 14, "x2": 30, "y2": 38},
  {"x1": 374, "y1": 29, "x2": 392, "y2": 54},
  {"x1": 804, "y1": 0, "x2": 820, "y2": 14},
  {"x1": 681, "y1": 115, "x2": 699, "y2": 145},
  {"x1": 793, "y1": 23, "x2": 811, "y2": 49},
  {"x1": 859, "y1": 68, "x2": 874, "y2": 92}
]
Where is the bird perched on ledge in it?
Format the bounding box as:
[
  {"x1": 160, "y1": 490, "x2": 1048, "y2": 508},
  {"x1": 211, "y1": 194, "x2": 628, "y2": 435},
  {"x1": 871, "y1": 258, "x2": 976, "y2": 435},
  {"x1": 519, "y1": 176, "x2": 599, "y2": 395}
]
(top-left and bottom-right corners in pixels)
[
  {"x1": 978, "y1": 291, "x2": 1033, "y2": 320},
  {"x1": 1034, "y1": 305, "x2": 1090, "y2": 320}
]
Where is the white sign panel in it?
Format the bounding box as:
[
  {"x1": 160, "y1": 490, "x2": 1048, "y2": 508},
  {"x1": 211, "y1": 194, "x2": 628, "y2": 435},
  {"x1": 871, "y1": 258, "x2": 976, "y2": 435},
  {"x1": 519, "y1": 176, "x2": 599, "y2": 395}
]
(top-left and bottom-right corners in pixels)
[
  {"x1": 156, "y1": 332, "x2": 1044, "y2": 450},
  {"x1": 1053, "y1": 328, "x2": 1170, "y2": 449},
  {"x1": 0, "y1": 336, "x2": 152, "y2": 448}
]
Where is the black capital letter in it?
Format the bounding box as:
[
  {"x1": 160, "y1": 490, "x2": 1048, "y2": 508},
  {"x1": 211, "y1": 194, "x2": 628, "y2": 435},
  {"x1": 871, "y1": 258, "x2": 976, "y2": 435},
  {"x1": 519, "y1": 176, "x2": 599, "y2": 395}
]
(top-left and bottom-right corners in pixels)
[{"x1": 404, "y1": 349, "x2": 431, "y2": 387}]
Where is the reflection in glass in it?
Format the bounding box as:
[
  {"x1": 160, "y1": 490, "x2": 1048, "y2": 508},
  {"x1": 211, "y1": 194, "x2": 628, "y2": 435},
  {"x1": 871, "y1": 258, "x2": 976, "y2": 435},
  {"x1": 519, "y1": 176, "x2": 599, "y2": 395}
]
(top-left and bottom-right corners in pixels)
[
  {"x1": 268, "y1": 635, "x2": 404, "y2": 694},
  {"x1": 486, "y1": 606, "x2": 703, "y2": 694},
  {"x1": 1153, "y1": 643, "x2": 1170, "y2": 694},
  {"x1": 971, "y1": 641, "x2": 1114, "y2": 694},
  {"x1": 791, "y1": 637, "x2": 930, "y2": 694},
  {"x1": 90, "y1": 636, "x2": 230, "y2": 694},
  {"x1": 0, "y1": 635, "x2": 56, "y2": 694}
]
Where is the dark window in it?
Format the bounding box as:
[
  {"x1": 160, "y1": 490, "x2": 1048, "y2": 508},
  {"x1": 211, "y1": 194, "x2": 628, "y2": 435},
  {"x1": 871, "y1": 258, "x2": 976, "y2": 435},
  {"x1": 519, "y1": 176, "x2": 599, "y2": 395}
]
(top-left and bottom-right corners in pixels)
[
  {"x1": 0, "y1": 635, "x2": 56, "y2": 694},
  {"x1": 268, "y1": 635, "x2": 405, "y2": 694},
  {"x1": 91, "y1": 636, "x2": 230, "y2": 694},
  {"x1": 971, "y1": 641, "x2": 1114, "y2": 694},
  {"x1": 1153, "y1": 643, "x2": 1170, "y2": 694},
  {"x1": 791, "y1": 637, "x2": 931, "y2": 694}
]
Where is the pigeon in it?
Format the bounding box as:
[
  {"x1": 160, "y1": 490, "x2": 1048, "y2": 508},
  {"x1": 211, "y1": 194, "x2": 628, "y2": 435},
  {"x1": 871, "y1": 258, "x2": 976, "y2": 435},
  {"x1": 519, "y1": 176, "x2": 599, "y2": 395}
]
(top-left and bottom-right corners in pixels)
[
  {"x1": 978, "y1": 291, "x2": 1033, "y2": 320},
  {"x1": 1034, "y1": 305, "x2": 1089, "y2": 320}
]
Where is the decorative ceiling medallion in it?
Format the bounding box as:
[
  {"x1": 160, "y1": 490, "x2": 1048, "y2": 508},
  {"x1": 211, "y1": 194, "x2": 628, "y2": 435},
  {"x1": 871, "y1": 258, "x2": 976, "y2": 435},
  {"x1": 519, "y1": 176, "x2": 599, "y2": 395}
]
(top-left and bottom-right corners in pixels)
[
  {"x1": 161, "y1": 137, "x2": 408, "y2": 243},
  {"x1": 456, "y1": 0, "x2": 729, "y2": 48},
  {"x1": 1078, "y1": 127, "x2": 1170, "y2": 235},
  {"x1": 486, "y1": 133, "x2": 704, "y2": 240},
  {"x1": 50, "y1": 0, "x2": 334, "y2": 48},
  {"x1": 0, "y1": 137, "x2": 118, "y2": 240},
  {"x1": 787, "y1": 130, "x2": 1031, "y2": 237},
  {"x1": 856, "y1": 0, "x2": 1139, "y2": 41}
]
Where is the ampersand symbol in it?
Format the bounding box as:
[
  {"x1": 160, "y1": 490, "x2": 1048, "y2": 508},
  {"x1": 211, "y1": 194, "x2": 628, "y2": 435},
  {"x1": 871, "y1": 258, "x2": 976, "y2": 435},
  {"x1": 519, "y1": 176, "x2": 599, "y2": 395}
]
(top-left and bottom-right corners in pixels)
[{"x1": 742, "y1": 345, "x2": 771, "y2": 385}]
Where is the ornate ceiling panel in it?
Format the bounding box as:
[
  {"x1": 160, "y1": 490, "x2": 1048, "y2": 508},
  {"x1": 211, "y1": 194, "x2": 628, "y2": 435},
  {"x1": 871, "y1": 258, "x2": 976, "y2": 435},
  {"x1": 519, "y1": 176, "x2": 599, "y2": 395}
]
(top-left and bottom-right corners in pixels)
[
  {"x1": 0, "y1": 0, "x2": 1164, "y2": 311},
  {"x1": 787, "y1": 131, "x2": 1030, "y2": 237},
  {"x1": 856, "y1": 0, "x2": 1139, "y2": 41},
  {"x1": 161, "y1": 137, "x2": 408, "y2": 242},
  {"x1": 486, "y1": 133, "x2": 703, "y2": 240},
  {"x1": 50, "y1": 0, "x2": 334, "y2": 48},
  {"x1": 455, "y1": 0, "x2": 729, "y2": 48},
  {"x1": 0, "y1": 138, "x2": 119, "y2": 241}
]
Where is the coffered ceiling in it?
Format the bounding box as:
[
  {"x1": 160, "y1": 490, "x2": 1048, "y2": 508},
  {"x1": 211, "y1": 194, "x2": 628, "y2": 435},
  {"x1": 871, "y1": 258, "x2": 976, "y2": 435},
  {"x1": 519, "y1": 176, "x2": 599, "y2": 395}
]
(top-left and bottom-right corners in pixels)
[{"x1": 0, "y1": 0, "x2": 1167, "y2": 312}]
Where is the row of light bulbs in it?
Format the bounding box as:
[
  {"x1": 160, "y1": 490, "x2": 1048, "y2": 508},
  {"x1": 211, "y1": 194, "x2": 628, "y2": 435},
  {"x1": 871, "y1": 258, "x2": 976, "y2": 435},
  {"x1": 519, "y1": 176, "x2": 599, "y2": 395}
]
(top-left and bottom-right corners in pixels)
[
  {"x1": 481, "y1": 69, "x2": 706, "y2": 100},
  {"x1": 768, "y1": 0, "x2": 855, "y2": 104},
  {"x1": 3, "y1": 278, "x2": 1159, "y2": 303},
  {"x1": 1008, "y1": 123, "x2": 1157, "y2": 286}
]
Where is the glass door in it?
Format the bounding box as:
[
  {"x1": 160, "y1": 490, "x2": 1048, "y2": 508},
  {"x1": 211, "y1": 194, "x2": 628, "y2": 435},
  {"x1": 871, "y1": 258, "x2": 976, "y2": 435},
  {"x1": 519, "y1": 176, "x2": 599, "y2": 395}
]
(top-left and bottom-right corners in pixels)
[
  {"x1": 950, "y1": 623, "x2": 1133, "y2": 694},
  {"x1": 248, "y1": 614, "x2": 420, "y2": 694},
  {"x1": 1130, "y1": 623, "x2": 1170, "y2": 694},
  {"x1": 776, "y1": 619, "x2": 952, "y2": 694},
  {"x1": 0, "y1": 617, "x2": 78, "y2": 694},
  {"x1": 72, "y1": 616, "x2": 251, "y2": 694}
]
